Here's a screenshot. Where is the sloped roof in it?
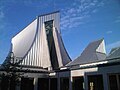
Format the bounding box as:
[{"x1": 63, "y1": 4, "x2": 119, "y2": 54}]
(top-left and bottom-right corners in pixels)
[
  {"x1": 107, "y1": 47, "x2": 120, "y2": 59},
  {"x1": 67, "y1": 39, "x2": 106, "y2": 66}
]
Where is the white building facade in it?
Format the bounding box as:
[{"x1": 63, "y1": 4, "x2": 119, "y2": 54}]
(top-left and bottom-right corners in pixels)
[{"x1": 0, "y1": 11, "x2": 120, "y2": 90}]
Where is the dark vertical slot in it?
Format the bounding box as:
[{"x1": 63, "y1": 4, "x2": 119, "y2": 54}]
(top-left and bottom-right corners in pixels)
[
  {"x1": 45, "y1": 20, "x2": 59, "y2": 70},
  {"x1": 118, "y1": 75, "x2": 120, "y2": 90}
]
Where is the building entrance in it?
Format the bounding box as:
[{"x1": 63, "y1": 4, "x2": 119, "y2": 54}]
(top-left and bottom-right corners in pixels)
[
  {"x1": 50, "y1": 78, "x2": 57, "y2": 90},
  {"x1": 88, "y1": 75, "x2": 104, "y2": 90},
  {"x1": 38, "y1": 78, "x2": 49, "y2": 90},
  {"x1": 72, "y1": 76, "x2": 84, "y2": 90},
  {"x1": 21, "y1": 77, "x2": 34, "y2": 90},
  {"x1": 60, "y1": 77, "x2": 69, "y2": 90},
  {"x1": 108, "y1": 74, "x2": 120, "y2": 90}
]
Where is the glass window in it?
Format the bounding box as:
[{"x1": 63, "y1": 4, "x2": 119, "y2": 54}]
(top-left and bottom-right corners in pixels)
[
  {"x1": 88, "y1": 75, "x2": 104, "y2": 90},
  {"x1": 44, "y1": 20, "x2": 59, "y2": 70}
]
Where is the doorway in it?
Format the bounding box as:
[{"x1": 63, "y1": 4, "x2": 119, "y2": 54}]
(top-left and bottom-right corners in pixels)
[
  {"x1": 60, "y1": 77, "x2": 69, "y2": 90},
  {"x1": 21, "y1": 77, "x2": 34, "y2": 90},
  {"x1": 50, "y1": 78, "x2": 57, "y2": 90},
  {"x1": 108, "y1": 74, "x2": 120, "y2": 90},
  {"x1": 72, "y1": 76, "x2": 84, "y2": 90},
  {"x1": 38, "y1": 78, "x2": 49, "y2": 90},
  {"x1": 88, "y1": 75, "x2": 104, "y2": 90}
]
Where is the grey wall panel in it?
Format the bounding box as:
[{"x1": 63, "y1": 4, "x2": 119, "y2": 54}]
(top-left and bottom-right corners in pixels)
[
  {"x1": 56, "y1": 29, "x2": 71, "y2": 65},
  {"x1": 53, "y1": 27, "x2": 63, "y2": 67}
]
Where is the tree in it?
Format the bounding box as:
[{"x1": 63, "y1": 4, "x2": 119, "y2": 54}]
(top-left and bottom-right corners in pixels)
[{"x1": 0, "y1": 52, "x2": 23, "y2": 90}]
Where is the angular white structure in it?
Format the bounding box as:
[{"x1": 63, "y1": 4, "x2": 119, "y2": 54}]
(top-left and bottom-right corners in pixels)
[
  {"x1": 67, "y1": 39, "x2": 106, "y2": 66},
  {"x1": 107, "y1": 47, "x2": 120, "y2": 59},
  {"x1": 10, "y1": 11, "x2": 71, "y2": 70}
]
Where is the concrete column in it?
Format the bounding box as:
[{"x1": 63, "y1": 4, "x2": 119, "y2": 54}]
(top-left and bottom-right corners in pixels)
[
  {"x1": 34, "y1": 78, "x2": 38, "y2": 90},
  {"x1": 49, "y1": 78, "x2": 50, "y2": 90},
  {"x1": 57, "y1": 77, "x2": 60, "y2": 90},
  {"x1": 84, "y1": 74, "x2": 88, "y2": 90},
  {"x1": 103, "y1": 73, "x2": 109, "y2": 90},
  {"x1": 69, "y1": 76, "x2": 72, "y2": 90}
]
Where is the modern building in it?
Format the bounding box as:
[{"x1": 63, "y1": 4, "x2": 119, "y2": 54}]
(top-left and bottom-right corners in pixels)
[{"x1": 0, "y1": 11, "x2": 120, "y2": 90}]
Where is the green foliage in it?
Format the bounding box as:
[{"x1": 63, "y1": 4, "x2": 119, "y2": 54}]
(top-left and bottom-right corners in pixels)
[{"x1": 0, "y1": 52, "x2": 23, "y2": 89}]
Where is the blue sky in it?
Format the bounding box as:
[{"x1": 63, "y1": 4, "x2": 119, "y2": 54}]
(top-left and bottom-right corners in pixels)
[{"x1": 0, "y1": 0, "x2": 120, "y2": 64}]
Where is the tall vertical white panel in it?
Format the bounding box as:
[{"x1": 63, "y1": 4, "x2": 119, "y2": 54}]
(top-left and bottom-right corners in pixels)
[{"x1": 9, "y1": 11, "x2": 71, "y2": 70}]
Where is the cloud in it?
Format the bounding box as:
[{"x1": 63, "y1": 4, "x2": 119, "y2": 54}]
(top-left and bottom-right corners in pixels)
[
  {"x1": 0, "y1": 5, "x2": 6, "y2": 30},
  {"x1": 60, "y1": 0, "x2": 105, "y2": 31},
  {"x1": 106, "y1": 30, "x2": 112, "y2": 34},
  {"x1": 106, "y1": 41, "x2": 120, "y2": 53},
  {"x1": 115, "y1": 20, "x2": 120, "y2": 23},
  {"x1": 0, "y1": 6, "x2": 5, "y2": 20},
  {"x1": 92, "y1": 9, "x2": 98, "y2": 13},
  {"x1": 97, "y1": 1, "x2": 104, "y2": 7},
  {"x1": 0, "y1": 3, "x2": 13, "y2": 38},
  {"x1": 22, "y1": 0, "x2": 44, "y2": 7},
  {"x1": 0, "y1": 11, "x2": 4, "y2": 19},
  {"x1": 114, "y1": 15, "x2": 120, "y2": 23}
]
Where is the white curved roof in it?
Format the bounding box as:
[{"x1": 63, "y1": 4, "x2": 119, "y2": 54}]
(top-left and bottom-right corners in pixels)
[
  {"x1": 9, "y1": 11, "x2": 71, "y2": 70},
  {"x1": 12, "y1": 19, "x2": 37, "y2": 58}
]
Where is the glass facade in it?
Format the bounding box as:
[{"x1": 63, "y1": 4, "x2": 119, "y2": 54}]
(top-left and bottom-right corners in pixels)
[
  {"x1": 44, "y1": 20, "x2": 59, "y2": 70},
  {"x1": 88, "y1": 75, "x2": 104, "y2": 90}
]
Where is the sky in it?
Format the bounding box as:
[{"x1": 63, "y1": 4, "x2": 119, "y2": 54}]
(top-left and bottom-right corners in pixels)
[{"x1": 0, "y1": 0, "x2": 120, "y2": 64}]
